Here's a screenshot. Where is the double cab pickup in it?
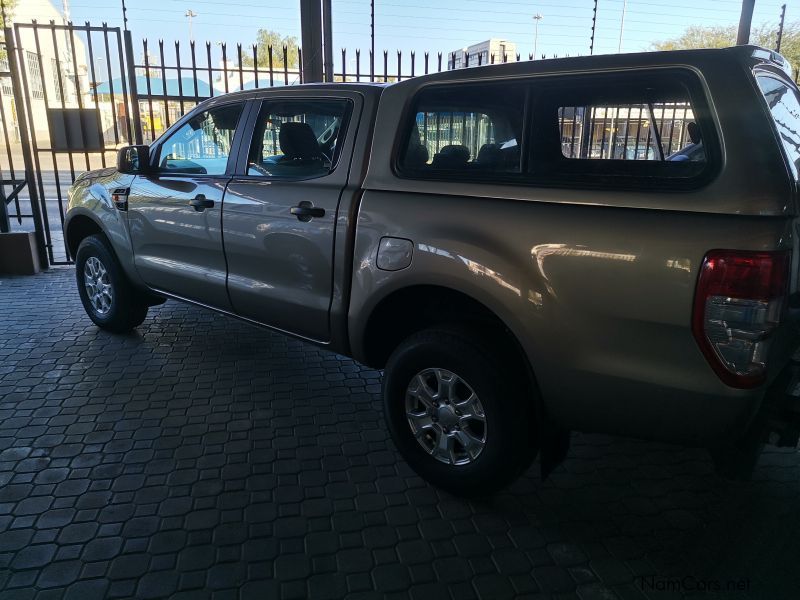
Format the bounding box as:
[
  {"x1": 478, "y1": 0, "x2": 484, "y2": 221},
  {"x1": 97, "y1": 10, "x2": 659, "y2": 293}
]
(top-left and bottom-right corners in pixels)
[{"x1": 66, "y1": 46, "x2": 800, "y2": 495}]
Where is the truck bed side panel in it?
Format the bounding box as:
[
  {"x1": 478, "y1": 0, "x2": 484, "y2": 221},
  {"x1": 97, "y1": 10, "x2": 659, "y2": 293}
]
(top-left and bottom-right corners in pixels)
[{"x1": 349, "y1": 192, "x2": 793, "y2": 444}]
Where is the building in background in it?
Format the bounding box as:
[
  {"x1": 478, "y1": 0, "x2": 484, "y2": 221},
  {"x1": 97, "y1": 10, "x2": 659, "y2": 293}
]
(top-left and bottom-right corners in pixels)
[
  {"x1": 448, "y1": 39, "x2": 517, "y2": 69},
  {"x1": 2, "y1": 0, "x2": 89, "y2": 143}
]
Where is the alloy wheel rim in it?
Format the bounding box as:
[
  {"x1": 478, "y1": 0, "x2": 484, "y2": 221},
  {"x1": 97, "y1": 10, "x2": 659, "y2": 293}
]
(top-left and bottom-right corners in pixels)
[
  {"x1": 404, "y1": 368, "x2": 487, "y2": 466},
  {"x1": 83, "y1": 256, "x2": 113, "y2": 315}
]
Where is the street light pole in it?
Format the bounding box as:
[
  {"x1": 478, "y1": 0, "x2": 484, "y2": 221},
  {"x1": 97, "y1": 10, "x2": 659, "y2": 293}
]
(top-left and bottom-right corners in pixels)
[
  {"x1": 533, "y1": 14, "x2": 543, "y2": 60},
  {"x1": 618, "y1": 0, "x2": 627, "y2": 53},
  {"x1": 185, "y1": 10, "x2": 197, "y2": 42}
]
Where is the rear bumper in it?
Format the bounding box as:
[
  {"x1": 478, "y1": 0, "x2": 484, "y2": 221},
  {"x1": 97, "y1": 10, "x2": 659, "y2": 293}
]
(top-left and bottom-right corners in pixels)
[
  {"x1": 709, "y1": 354, "x2": 800, "y2": 477},
  {"x1": 759, "y1": 356, "x2": 800, "y2": 448}
]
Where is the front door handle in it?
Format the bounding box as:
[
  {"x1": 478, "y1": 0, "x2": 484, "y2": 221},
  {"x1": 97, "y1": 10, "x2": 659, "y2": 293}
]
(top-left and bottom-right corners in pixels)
[
  {"x1": 290, "y1": 201, "x2": 325, "y2": 222},
  {"x1": 189, "y1": 194, "x2": 215, "y2": 212}
]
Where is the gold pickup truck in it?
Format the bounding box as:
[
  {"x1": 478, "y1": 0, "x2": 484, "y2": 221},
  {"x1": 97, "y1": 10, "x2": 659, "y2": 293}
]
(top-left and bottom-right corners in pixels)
[{"x1": 65, "y1": 45, "x2": 800, "y2": 495}]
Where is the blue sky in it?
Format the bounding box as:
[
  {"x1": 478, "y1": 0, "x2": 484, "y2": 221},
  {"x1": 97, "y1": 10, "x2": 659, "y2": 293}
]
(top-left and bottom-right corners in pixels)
[{"x1": 63, "y1": 0, "x2": 793, "y2": 67}]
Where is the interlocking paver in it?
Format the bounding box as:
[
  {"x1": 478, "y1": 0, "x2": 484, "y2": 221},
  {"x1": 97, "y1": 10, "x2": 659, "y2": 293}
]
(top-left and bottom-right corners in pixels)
[{"x1": 1, "y1": 268, "x2": 800, "y2": 599}]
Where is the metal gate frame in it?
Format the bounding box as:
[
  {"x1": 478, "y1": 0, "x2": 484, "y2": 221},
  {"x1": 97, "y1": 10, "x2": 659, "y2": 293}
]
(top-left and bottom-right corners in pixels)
[
  {"x1": 1, "y1": 24, "x2": 45, "y2": 269},
  {"x1": 5, "y1": 20, "x2": 137, "y2": 265}
]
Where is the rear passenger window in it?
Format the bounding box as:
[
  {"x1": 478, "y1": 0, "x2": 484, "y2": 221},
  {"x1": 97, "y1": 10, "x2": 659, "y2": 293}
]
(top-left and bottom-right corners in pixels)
[{"x1": 399, "y1": 83, "x2": 524, "y2": 176}]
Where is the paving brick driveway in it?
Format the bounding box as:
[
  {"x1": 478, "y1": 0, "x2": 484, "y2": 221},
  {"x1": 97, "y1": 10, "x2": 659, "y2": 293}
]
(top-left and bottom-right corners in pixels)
[{"x1": 1, "y1": 268, "x2": 799, "y2": 600}]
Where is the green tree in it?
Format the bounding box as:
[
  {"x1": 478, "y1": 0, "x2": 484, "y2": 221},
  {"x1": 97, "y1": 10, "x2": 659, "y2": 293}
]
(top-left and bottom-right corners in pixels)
[
  {"x1": 651, "y1": 22, "x2": 800, "y2": 74},
  {"x1": 241, "y1": 30, "x2": 299, "y2": 69},
  {"x1": 0, "y1": 0, "x2": 18, "y2": 60}
]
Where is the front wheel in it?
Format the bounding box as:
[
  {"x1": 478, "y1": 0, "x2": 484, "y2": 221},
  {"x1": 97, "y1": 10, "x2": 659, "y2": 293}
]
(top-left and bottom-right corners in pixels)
[
  {"x1": 383, "y1": 328, "x2": 537, "y2": 496},
  {"x1": 75, "y1": 234, "x2": 148, "y2": 333}
]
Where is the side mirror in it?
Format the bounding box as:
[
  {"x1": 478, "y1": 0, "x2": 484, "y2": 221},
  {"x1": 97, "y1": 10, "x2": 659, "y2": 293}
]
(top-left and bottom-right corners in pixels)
[{"x1": 117, "y1": 145, "x2": 150, "y2": 174}]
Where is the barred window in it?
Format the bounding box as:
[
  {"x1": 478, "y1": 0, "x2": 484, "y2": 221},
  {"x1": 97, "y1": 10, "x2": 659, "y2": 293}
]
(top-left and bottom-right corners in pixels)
[
  {"x1": 51, "y1": 58, "x2": 63, "y2": 104},
  {"x1": 26, "y1": 51, "x2": 44, "y2": 99},
  {"x1": 0, "y1": 57, "x2": 11, "y2": 97}
]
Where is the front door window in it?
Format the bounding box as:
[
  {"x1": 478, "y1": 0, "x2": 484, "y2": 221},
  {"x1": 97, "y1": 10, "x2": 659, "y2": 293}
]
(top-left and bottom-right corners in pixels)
[{"x1": 157, "y1": 103, "x2": 244, "y2": 175}]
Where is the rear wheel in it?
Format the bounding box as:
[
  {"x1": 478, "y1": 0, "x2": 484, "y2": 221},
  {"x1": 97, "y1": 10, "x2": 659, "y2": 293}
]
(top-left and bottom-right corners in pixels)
[
  {"x1": 75, "y1": 234, "x2": 148, "y2": 333},
  {"x1": 383, "y1": 328, "x2": 536, "y2": 496}
]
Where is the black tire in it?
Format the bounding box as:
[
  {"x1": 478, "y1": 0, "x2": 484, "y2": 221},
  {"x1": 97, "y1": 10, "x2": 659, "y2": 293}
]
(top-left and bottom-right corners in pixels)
[
  {"x1": 383, "y1": 327, "x2": 537, "y2": 496},
  {"x1": 75, "y1": 234, "x2": 149, "y2": 333}
]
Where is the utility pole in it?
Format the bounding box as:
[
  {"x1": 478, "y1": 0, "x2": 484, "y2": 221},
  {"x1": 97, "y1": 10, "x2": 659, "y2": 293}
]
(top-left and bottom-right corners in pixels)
[
  {"x1": 299, "y1": 0, "x2": 323, "y2": 82},
  {"x1": 590, "y1": 0, "x2": 598, "y2": 55},
  {"x1": 322, "y1": 0, "x2": 333, "y2": 82},
  {"x1": 370, "y1": 0, "x2": 375, "y2": 81},
  {"x1": 736, "y1": 0, "x2": 756, "y2": 45},
  {"x1": 618, "y1": 0, "x2": 627, "y2": 53},
  {"x1": 533, "y1": 14, "x2": 543, "y2": 59},
  {"x1": 121, "y1": 0, "x2": 128, "y2": 31},
  {"x1": 185, "y1": 10, "x2": 197, "y2": 42},
  {"x1": 776, "y1": 3, "x2": 786, "y2": 52}
]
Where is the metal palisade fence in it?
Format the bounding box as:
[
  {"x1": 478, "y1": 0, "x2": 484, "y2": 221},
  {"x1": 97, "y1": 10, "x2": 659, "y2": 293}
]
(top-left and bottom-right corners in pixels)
[
  {"x1": 0, "y1": 20, "x2": 475, "y2": 265},
  {"x1": 0, "y1": 18, "x2": 715, "y2": 266}
]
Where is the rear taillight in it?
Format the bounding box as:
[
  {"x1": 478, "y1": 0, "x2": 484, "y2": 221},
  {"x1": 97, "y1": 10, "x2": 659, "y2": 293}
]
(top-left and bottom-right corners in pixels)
[{"x1": 693, "y1": 250, "x2": 790, "y2": 388}]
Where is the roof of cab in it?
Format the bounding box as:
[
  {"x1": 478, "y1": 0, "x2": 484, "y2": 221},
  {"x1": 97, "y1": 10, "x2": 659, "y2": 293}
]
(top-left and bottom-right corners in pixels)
[{"x1": 203, "y1": 81, "x2": 387, "y2": 108}]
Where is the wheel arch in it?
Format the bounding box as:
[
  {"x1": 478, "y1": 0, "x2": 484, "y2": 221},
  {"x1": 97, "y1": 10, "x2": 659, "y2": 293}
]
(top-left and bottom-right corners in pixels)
[
  {"x1": 65, "y1": 207, "x2": 144, "y2": 289},
  {"x1": 65, "y1": 213, "x2": 105, "y2": 258},
  {"x1": 360, "y1": 284, "x2": 532, "y2": 376}
]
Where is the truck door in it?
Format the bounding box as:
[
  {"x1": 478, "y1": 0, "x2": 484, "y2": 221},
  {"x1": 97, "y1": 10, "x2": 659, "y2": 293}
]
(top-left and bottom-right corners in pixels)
[
  {"x1": 127, "y1": 101, "x2": 248, "y2": 310},
  {"x1": 222, "y1": 95, "x2": 359, "y2": 341}
]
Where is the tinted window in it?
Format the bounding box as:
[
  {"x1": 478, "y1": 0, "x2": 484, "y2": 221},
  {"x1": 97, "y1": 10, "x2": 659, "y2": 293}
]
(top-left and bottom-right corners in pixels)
[
  {"x1": 757, "y1": 74, "x2": 800, "y2": 179},
  {"x1": 557, "y1": 102, "x2": 702, "y2": 162},
  {"x1": 246, "y1": 99, "x2": 350, "y2": 179},
  {"x1": 157, "y1": 103, "x2": 243, "y2": 175},
  {"x1": 399, "y1": 71, "x2": 714, "y2": 188},
  {"x1": 399, "y1": 83, "x2": 524, "y2": 176},
  {"x1": 532, "y1": 72, "x2": 710, "y2": 184}
]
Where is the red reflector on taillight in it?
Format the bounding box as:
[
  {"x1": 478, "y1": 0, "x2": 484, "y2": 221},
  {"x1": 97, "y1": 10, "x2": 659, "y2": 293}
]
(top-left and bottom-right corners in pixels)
[{"x1": 693, "y1": 250, "x2": 790, "y2": 388}]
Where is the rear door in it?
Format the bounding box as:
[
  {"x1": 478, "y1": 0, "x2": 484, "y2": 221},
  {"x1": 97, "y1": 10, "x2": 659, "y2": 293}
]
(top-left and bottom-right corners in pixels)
[
  {"x1": 127, "y1": 101, "x2": 249, "y2": 309},
  {"x1": 222, "y1": 94, "x2": 359, "y2": 341}
]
